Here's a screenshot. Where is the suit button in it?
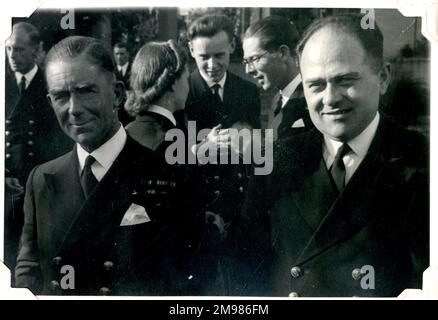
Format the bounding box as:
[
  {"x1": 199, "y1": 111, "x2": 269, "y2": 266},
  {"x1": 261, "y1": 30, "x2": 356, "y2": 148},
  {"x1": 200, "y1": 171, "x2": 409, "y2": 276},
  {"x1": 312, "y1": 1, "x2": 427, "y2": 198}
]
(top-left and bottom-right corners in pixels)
[
  {"x1": 6, "y1": 120, "x2": 11, "y2": 124},
  {"x1": 214, "y1": 190, "x2": 220, "y2": 196},
  {"x1": 28, "y1": 120, "x2": 35, "y2": 125},
  {"x1": 290, "y1": 266, "x2": 302, "y2": 278},
  {"x1": 352, "y1": 268, "x2": 363, "y2": 280},
  {"x1": 237, "y1": 172, "x2": 243, "y2": 179},
  {"x1": 214, "y1": 175, "x2": 220, "y2": 181},
  {"x1": 6, "y1": 142, "x2": 11, "y2": 147},
  {"x1": 288, "y1": 292, "x2": 300, "y2": 297},
  {"x1": 28, "y1": 152, "x2": 34, "y2": 157},
  {"x1": 28, "y1": 131, "x2": 34, "y2": 136},
  {"x1": 6, "y1": 153, "x2": 11, "y2": 159},
  {"x1": 99, "y1": 287, "x2": 111, "y2": 295},
  {"x1": 50, "y1": 280, "x2": 61, "y2": 290},
  {"x1": 27, "y1": 140, "x2": 34, "y2": 146},
  {"x1": 5, "y1": 131, "x2": 10, "y2": 136},
  {"x1": 52, "y1": 256, "x2": 62, "y2": 265},
  {"x1": 239, "y1": 186, "x2": 244, "y2": 192},
  {"x1": 103, "y1": 261, "x2": 114, "y2": 271}
]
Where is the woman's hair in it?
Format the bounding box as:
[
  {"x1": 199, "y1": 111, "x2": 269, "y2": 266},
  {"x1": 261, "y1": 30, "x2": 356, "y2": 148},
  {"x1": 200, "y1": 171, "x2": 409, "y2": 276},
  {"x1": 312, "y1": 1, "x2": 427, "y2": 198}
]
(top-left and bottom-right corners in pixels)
[{"x1": 125, "y1": 40, "x2": 187, "y2": 116}]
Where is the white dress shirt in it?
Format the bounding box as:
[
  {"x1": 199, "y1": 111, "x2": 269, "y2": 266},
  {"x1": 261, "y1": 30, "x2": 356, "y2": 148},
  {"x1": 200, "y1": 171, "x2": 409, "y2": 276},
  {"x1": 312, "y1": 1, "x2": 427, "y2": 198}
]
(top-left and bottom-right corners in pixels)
[
  {"x1": 117, "y1": 63, "x2": 129, "y2": 77},
  {"x1": 77, "y1": 124, "x2": 127, "y2": 181},
  {"x1": 200, "y1": 71, "x2": 227, "y2": 101},
  {"x1": 323, "y1": 112, "x2": 380, "y2": 184},
  {"x1": 14, "y1": 64, "x2": 38, "y2": 90}
]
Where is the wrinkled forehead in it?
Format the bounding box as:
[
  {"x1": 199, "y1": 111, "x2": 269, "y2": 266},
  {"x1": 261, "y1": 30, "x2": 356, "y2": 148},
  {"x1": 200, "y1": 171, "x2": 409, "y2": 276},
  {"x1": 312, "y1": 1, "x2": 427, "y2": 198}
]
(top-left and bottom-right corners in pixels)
[{"x1": 46, "y1": 55, "x2": 113, "y2": 86}]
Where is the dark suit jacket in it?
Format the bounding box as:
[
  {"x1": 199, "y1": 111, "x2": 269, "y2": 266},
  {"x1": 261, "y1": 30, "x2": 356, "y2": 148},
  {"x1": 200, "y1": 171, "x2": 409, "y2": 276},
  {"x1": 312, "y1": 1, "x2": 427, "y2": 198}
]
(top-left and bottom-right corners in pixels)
[
  {"x1": 185, "y1": 70, "x2": 261, "y2": 131},
  {"x1": 125, "y1": 112, "x2": 175, "y2": 152},
  {"x1": 5, "y1": 68, "x2": 73, "y2": 274},
  {"x1": 268, "y1": 84, "x2": 313, "y2": 141},
  {"x1": 239, "y1": 118, "x2": 429, "y2": 297},
  {"x1": 5, "y1": 68, "x2": 73, "y2": 184},
  {"x1": 115, "y1": 63, "x2": 131, "y2": 90},
  {"x1": 15, "y1": 136, "x2": 211, "y2": 296}
]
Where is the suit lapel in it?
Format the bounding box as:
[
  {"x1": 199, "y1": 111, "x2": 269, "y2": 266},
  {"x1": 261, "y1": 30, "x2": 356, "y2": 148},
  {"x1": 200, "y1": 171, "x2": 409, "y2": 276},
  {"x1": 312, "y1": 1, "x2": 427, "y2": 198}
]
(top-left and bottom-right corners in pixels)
[
  {"x1": 56, "y1": 138, "x2": 141, "y2": 254},
  {"x1": 293, "y1": 118, "x2": 399, "y2": 265},
  {"x1": 287, "y1": 131, "x2": 338, "y2": 231},
  {"x1": 42, "y1": 148, "x2": 85, "y2": 253},
  {"x1": 7, "y1": 69, "x2": 45, "y2": 119}
]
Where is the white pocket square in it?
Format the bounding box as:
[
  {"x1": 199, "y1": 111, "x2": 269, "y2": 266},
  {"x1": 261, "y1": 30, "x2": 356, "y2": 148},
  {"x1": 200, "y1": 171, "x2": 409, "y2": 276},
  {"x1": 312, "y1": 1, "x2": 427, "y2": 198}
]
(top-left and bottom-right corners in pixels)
[
  {"x1": 291, "y1": 118, "x2": 305, "y2": 128},
  {"x1": 120, "y1": 203, "x2": 151, "y2": 226}
]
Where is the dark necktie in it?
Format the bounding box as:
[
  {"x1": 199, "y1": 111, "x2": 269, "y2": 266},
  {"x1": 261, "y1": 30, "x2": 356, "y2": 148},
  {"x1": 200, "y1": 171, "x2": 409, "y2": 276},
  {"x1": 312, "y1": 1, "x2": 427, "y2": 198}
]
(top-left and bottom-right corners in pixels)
[
  {"x1": 19, "y1": 75, "x2": 26, "y2": 95},
  {"x1": 81, "y1": 155, "x2": 98, "y2": 198},
  {"x1": 330, "y1": 143, "x2": 351, "y2": 191},
  {"x1": 273, "y1": 94, "x2": 283, "y2": 117},
  {"x1": 211, "y1": 83, "x2": 224, "y2": 124}
]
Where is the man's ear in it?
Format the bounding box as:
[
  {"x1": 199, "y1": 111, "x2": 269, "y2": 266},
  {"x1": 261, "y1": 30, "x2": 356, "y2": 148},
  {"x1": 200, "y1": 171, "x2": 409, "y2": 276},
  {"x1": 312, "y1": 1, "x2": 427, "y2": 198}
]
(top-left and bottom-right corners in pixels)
[
  {"x1": 379, "y1": 62, "x2": 391, "y2": 95},
  {"x1": 278, "y1": 44, "x2": 291, "y2": 59},
  {"x1": 188, "y1": 41, "x2": 196, "y2": 58},
  {"x1": 46, "y1": 94, "x2": 53, "y2": 107},
  {"x1": 113, "y1": 80, "x2": 125, "y2": 108}
]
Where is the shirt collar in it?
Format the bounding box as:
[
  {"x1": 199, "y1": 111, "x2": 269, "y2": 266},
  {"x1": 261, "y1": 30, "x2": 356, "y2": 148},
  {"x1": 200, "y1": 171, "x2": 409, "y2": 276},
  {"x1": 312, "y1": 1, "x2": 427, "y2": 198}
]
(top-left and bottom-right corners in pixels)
[
  {"x1": 15, "y1": 64, "x2": 38, "y2": 88},
  {"x1": 324, "y1": 112, "x2": 380, "y2": 159},
  {"x1": 146, "y1": 104, "x2": 177, "y2": 126},
  {"x1": 280, "y1": 74, "x2": 301, "y2": 102},
  {"x1": 118, "y1": 62, "x2": 129, "y2": 72},
  {"x1": 77, "y1": 124, "x2": 127, "y2": 172},
  {"x1": 200, "y1": 71, "x2": 227, "y2": 90}
]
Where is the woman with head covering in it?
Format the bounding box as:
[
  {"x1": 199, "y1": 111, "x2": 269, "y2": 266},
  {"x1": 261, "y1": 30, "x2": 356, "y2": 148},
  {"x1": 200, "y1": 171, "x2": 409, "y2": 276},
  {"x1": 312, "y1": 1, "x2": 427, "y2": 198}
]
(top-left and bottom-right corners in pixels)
[{"x1": 125, "y1": 40, "x2": 189, "y2": 152}]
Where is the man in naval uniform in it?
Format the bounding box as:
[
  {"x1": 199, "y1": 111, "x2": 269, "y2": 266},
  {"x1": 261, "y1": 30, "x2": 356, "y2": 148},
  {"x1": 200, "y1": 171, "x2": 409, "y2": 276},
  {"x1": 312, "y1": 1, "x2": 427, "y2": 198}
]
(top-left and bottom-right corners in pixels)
[{"x1": 15, "y1": 36, "x2": 211, "y2": 296}]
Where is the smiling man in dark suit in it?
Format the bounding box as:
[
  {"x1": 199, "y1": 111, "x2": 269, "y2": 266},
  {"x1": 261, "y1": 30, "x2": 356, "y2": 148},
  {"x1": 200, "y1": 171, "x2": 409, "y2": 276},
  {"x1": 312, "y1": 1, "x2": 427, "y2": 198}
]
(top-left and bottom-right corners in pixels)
[
  {"x1": 239, "y1": 14, "x2": 429, "y2": 297},
  {"x1": 243, "y1": 16, "x2": 313, "y2": 141},
  {"x1": 183, "y1": 14, "x2": 262, "y2": 295},
  {"x1": 186, "y1": 14, "x2": 261, "y2": 131},
  {"x1": 15, "y1": 36, "x2": 210, "y2": 296}
]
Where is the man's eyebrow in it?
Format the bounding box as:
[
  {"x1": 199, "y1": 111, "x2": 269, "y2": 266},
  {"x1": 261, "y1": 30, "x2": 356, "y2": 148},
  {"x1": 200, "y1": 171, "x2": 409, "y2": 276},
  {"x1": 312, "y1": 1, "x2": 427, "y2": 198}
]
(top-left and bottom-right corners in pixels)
[
  {"x1": 305, "y1": 72, "x2": 361, "y2": 84},
  {"x1": 332, "y1": 72, "x2": 361, "y2": 81},
  {"x1": 75, "y1": 82, "x2": 97, "y2": 89},
  {"x1": 48, "y1": 88, "x2": 67, "y2": 95}
]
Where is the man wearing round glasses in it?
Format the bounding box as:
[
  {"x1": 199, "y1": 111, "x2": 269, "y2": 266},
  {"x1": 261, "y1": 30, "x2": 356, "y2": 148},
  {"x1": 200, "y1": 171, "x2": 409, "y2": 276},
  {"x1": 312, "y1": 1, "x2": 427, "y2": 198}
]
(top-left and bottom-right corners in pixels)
[{"x1": 243, "y1": 16, "x2": 313, "y2": 141}]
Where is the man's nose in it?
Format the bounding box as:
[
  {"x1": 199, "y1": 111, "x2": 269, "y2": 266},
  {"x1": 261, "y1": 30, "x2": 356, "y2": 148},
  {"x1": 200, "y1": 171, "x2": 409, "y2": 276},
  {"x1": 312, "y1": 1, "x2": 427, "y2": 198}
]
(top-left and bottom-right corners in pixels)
[
  {"x1": 245, "y1": 62, "x2": 255, "y2": 75},
  {"x1": 207, "y1": 57, "x2": 217, "y2": 69},
  {"x1": 68, "y1": 93, "x2": 84, "y2": 116},
  {"x1": 322, "y1": 83, "x2": 342, "y2": 106}
]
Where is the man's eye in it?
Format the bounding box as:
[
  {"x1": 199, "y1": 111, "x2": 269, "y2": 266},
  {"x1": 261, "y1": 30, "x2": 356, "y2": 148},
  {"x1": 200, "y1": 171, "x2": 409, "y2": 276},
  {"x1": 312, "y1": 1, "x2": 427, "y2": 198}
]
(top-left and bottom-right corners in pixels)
[
  {"x1": 308, "y1": 82, "x2": 325, "y2": 90},
  {"x1": 77, "y1": 87, "x2": 96, "y2": 95},
  {"x1": 338, "y1": 78, "x2": 356, "y2": 86},
  {"x1": 52, "y1": 93, "x2": 69, "y2": 102}
]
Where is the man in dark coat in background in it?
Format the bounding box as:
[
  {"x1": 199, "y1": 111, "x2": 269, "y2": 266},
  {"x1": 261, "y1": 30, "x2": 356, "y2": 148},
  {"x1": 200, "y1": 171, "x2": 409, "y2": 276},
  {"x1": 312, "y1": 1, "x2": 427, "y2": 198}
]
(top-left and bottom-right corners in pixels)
[{"x1": 4, "y1": 22, "x2": 72, "y2": 276}]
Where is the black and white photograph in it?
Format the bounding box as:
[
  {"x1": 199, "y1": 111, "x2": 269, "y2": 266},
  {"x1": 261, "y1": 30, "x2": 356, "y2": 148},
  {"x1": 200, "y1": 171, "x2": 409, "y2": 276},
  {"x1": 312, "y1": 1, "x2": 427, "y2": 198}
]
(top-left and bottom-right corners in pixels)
[{"x1": 1, "y1": 0, "x2": 435, "y2": 301}]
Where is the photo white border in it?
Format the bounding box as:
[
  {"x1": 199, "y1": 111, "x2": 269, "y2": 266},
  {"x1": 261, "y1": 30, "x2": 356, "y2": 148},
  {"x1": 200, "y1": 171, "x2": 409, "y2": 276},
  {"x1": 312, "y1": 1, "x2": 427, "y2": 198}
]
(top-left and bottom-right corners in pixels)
[{"x1": 1, "y1": 0, "x2": 436, "y2": 300}]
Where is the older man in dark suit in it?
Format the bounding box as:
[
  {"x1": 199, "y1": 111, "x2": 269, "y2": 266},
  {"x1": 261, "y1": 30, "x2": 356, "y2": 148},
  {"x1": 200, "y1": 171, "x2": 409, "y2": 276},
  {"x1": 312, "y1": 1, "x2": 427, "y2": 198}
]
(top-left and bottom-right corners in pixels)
[
  {"x1": 4, "y1": 22, "x2": 72, "y2": 275},
  {"x1": 239, "y1": 14, "x2": 429, "y2": 297},
  {"x1": 15, "y1": 36, "x2": 210, "y2": 296}
]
